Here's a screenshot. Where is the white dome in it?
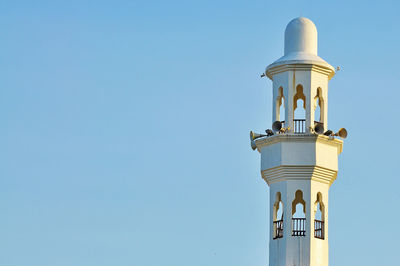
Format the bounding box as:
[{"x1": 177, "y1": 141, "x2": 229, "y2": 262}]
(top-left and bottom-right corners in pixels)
[
  {"x1": 284, "y1": 17, "x2": 317, "y2": 55},
  {"x1": 265, "y1": 17, "x2": 335, "y2": 79}
]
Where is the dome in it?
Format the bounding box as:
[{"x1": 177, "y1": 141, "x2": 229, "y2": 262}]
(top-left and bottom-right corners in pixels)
[
  {"x1": 284, "y1": 17, "x2": 317, "y2": 55},
  {"x1": 265, "y1": 17, "x2": 335, "y2": 79}
]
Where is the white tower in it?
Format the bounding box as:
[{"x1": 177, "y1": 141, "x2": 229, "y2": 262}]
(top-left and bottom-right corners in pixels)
[{"x1": 253, "y1": 18, "x2": 345, "y2": 266}]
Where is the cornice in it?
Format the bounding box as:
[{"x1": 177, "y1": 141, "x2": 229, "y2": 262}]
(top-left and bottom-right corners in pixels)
[
  {"x1": 254, "y1": 134, "x2": 343, "y2": 154},
  {"x1": 265, "y1": 63, "x2": 335, "y2": 81},
  {"x1": 261, "y1": 165, "x2": 338, "y2": 186}
]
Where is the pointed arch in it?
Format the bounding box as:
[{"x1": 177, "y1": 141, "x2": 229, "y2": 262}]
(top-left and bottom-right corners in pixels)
[
  {"x1": 273, "y1": 192, "x2": 284, "y2": 239},
  {"x1": 314, "y1": 88, "x2": 324, "y2": 124},
  {"x1": 293, "y1": 84, "x2": 306, "y2": 119},
  {"x1": 292, "y1": 190, "x2": 306, "y2": 216},
  {"x1": 292, "y1": 190, "x2": 306, "y2": 236},
  {"x1": 276, "y1": 87, "x2": 285, "y2": 122},
  {"x1": 314, "y1": 192, "x2": 325, "y2": 239},
  {"x1": 273, "y1": 192, "x2": 283, "y2": 221},
  {"x1": 293, "y1": 85, "x2": 306, "y2": 133}
]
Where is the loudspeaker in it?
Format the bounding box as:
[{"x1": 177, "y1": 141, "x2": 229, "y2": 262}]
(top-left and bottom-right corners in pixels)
[
  {"x1": 335, "y1": 128, "x2": 348, "y2": 139},
  {"x1": 314, "y1": 123, "x2": 324, "y2": 134},
  {"x1": 251, "y1": 140, "x2": 257, "y2": 150},
  {"x1": 272, "y1": 121, "x2": 282, "y2": 133},
  {"x1": 250, "y1": 131, "x2": 267, "y2": 141}
]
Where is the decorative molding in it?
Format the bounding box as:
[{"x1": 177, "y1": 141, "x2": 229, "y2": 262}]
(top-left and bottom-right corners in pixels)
[
  {"x1": 254, "y1": 134, "x2": 343, "y2": 154},
  {"x1": 266, "y1": 63, "x2": 335, "y2": 80},
  {"x1": 261, "y1": 165, "x2": 338, "y2": 186}
]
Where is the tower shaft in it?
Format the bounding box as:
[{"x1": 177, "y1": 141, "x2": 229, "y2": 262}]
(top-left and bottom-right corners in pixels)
[
  {"x1": 252, "y1": 17, "x2": 345, "y2": 266},
  {"x1": 256, "y1": 135, "x2": 342, "y2": 266}
]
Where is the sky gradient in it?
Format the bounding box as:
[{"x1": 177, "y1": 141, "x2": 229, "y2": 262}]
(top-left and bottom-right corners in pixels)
[{"x1": 1, "y1": 1, "x2": 400, "y2": 265}]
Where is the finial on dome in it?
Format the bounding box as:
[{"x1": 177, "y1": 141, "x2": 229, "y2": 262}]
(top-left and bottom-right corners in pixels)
[{"x1": 284, "y1": 17, "x2": 318, "y2": 56}]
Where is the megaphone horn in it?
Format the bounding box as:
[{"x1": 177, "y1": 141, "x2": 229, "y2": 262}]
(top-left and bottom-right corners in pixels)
[
  {"x1": 314, "y1": 123, "x2": 324, "y2": 134},
  {"x1": 251, "y1": 140, "x2": 257, "y2": 150},
  {"x1": 335, "y1": 128, "x2": 348, "y2": 139},
  {"x1": 250, "y1": 131, "x2": 267, "y2": 141},
  {"x1": 272, "y1": 121, "x2": 282, "y2": 133}
]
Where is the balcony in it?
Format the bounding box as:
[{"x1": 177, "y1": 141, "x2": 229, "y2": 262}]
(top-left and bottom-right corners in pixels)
[
  {"x1": 293, "y1": 119, "x2": 306, "y2": 133},
  {"x1": 292, "y1": 218, "x2": 306, "y2": 236},
  {"x1": 314, "y1": 219, "x2": 324, "y2": 239},
  {"x1": 280, "y1": 120, "x2": 322, "y2": 134},
  {"x1": 273, "y1": 219, "x2": 283, "y2": 239}
]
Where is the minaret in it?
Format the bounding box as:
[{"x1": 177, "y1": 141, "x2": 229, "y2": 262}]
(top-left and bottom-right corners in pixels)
[{"x1": 252, "y1": 18, "x2": 346, "y2": 266}]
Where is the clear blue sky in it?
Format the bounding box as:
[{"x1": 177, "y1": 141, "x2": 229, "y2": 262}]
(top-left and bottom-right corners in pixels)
[{"x1": 1, "y1": 1, "x2": 399, "y2": 265}]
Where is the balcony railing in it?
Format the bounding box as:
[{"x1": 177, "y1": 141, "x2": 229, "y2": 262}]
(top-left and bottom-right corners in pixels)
[
  {"x1": 280, "y1": 120, "x2": 322, "y2": 134},
  {"x1": 292, "y1": 218, "x2": 306, "y2": 236},
  {"x1": 293, "y1": 119, "x2": 305, "y2": 134},
  {"x1": 314, "y1": 219, "x2": 324, "y2": 239},
  {"x1": 273, "y1": 219, "x2": 284, "y2": 239}
]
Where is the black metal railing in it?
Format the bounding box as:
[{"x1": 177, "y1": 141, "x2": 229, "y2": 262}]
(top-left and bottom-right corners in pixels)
[
  {"x1": 293, "y1": 119, "x2": 305, "y2": 134},
  {"x1": 314, "y1": 219, "x2": 324, "y2": 239},
  {"x1": 273, "y1": 219, "x2": 284, "y2": 239},
  {"x1": 292, "y1": 218, "x2": 306, "y2": 236},
  {"x1": 279, "y1": 120, "x2": 322, "y2": 134}
]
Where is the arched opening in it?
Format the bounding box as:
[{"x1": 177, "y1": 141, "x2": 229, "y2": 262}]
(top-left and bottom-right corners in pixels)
[
  {"x1": 273, "y1": 192, "x2": 284, "y2": 239},
  {"x1": 314, "y1": 88, "x2": 324, "y2": 125},
  {"x1": 292, "y1": 190, "x2": 306, "y2": 236},
  {"x1": 276, "y1": 87, "x2": 285, "y2": 123},
  {"x1": 314, "y1": 192, "x2": 325, "y2": 239},
  {"x1": 315, "y1": 202, "x2": 322, "y2": 220},
  {"x1": 293, "y1": 203, "x2": 306, "y2": 218},
  {"x1": 314, "y1": 97, "x2": 321, "y2": 122},
  {"x1": 293, "y1": 85, "x2": 306, "y2": 133}
]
